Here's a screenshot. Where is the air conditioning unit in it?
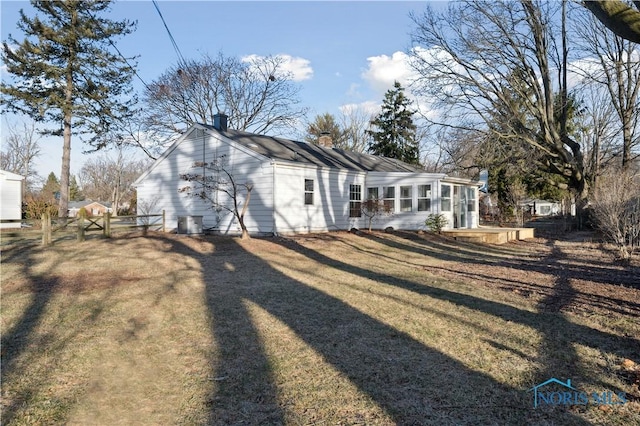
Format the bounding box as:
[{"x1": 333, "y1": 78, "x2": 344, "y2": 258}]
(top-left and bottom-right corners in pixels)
[{"x1": 177, "y1": 215, "x2": 203, "y2": 234}]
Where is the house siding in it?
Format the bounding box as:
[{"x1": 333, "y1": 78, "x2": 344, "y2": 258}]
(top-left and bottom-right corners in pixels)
[
  {"x1": 136, "y1": 128, "x2": 274, "y2": 234},
  {"x1": 273, "y1": 163, "x2": 365, "y2": 234}
]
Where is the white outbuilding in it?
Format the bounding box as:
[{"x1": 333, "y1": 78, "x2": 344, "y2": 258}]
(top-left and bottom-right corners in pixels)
[{"x1": 0, "y1": 170, "x2": 25, "y2": 229}]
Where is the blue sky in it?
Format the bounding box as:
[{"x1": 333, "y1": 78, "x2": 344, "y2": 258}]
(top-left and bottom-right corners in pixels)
[{"x1": 1, "y1": 0, "x2": 440, "y2": 180}]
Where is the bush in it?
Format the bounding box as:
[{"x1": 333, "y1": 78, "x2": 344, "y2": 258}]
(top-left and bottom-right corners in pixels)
[
  {"x1": 425, "y1": 214, "x2": 448, "y2": 234},
  {"x1": 590, "y1": 169, "x2": 640, "y2": 261},
  {"x1": 24, "y1": 197, "x2": 58, "y2": 223}
]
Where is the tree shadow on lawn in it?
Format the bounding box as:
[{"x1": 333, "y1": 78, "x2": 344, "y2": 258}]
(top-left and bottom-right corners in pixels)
[
  {"x1": 150, "y1": 234, "x2": 594, "y2": 425},
  {"x1": 272, "y1": 237, "x2": 639, "y2": 401},
  {"x1": 1, "y1": 243, "x2": 115, "y2": 425},
  {"x1": 360, "y1": 231, "x2": 640, "y2": 316}
]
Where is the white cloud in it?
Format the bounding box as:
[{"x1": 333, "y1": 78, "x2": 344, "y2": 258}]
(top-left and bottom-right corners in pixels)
[
  {"x1": 339, "y1": 101, "x2": 380, "y2": 117},
  {"x1": 361, "y1": 51, "x2": 418, "y2": 95},
  {"x1": 242, "y1": 54, "x2": 313, "y2": 82}
]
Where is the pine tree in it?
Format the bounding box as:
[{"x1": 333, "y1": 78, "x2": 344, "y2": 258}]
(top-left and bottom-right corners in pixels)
[
  {"x1": 305, "y1": 113, "x2": 346, "y2": 147},
  {"x1": 1, "y1": 0, "x2": 138, "y2": 218},
  {"x1": 41, "y1": 172, "x2": 60, "y2": 204},
  {"x1": 366, "y1": 81, "x2": 420, "y2": 165},
  {"x1": 69, "y1": 175, "x2": 84, "y2": 201}
]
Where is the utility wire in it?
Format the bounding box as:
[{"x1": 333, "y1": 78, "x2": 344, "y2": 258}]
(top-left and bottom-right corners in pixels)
[{"x1": 152, "y1": 0, "x2": 187, "y2": 66}]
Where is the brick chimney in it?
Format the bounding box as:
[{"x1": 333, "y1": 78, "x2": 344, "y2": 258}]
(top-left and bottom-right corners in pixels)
[
  {"x1": 213, "y1": 113, "x2": 228, "y2": 131},
  {"x1": 318, "y1": 132, "x2": 333, "y2": 148}
]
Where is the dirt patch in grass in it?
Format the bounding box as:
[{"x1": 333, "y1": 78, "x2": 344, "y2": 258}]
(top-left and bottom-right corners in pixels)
[{"x1": 1, "y1": 230, "x2": 638, "y2": 425}]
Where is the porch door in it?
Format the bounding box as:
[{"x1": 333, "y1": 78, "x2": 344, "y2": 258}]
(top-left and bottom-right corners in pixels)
[{"x1": 453, "y1": 186, "x2": 467, "y2": 229}]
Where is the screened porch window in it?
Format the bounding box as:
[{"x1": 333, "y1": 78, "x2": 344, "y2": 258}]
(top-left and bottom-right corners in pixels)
[
  {"x1": 367, "y1": 187, "x2": 379, "y2": 200},
  {"x1": 383, "y1": 186, "x2": 395, "y2": 211},
  {"x1": 418, "y1": 184, "x2": 432, "y2": 211},
  {"x1": 400, "y1": 185, "x2": 412, "y2": 212},
  {"x1": 441, "y1": 184, "x2": 451, "y2": 211},
  {"x1": 467, "y1": 187, "x2": 476, "y2": 212}
]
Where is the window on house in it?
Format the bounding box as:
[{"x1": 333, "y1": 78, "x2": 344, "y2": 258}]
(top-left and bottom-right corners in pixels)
[
  {"x1": 349, "y1": 184, "x2": 362, "y2": 217},
  {"x1": 367, "y1": 187, "x2": 379, "y2": 200},
  {"x1": 441, "y1": 184, "x2": 451, "y2": 211},
  {"x1": 418, "y1": 184, "x2": 432, "y2": 211},
  {"x1": 304, "y1": 179, "x2": 314, "y2": 205},
  {"x1": 467, "y1": 187, "x2": 476, "y2": 212},
  {"x1": 400, "y1": 185, "x2": 412, "y2": 212},
  {"x1": 383, "y1": 186, "x2": 395, "y2": 211}
]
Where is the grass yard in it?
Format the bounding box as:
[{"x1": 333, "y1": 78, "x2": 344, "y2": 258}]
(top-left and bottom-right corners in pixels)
[{"x1": 1, "y1": 230, "x2": 639, "y2": 425}]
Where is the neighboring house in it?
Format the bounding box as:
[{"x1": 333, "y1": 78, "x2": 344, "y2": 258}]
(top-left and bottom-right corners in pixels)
[
  {"x1": 521, "y1": 199, "x2": 561, "y2": 216},
  {"x1": 133, "y1": 114, "x2": 482, "y2": 236},
  {"x1": 68, "y1": 201, "x2": 113, "y2": 217},
  {"x1": 0, "y1": 170, "x2": 25, "y2": 229}
]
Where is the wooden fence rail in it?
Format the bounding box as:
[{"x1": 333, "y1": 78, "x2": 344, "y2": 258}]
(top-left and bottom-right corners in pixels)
[{"x1": 0, "y1": 211, "x2": 165, "y2": 246}]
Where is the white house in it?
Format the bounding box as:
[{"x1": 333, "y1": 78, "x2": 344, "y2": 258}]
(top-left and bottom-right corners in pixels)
[
  {"x1": 133, "y1": 115, "x2": 481, "y2": 236},
  {"x1": 0, "y1": 170, "x2": 25, "y2": 229}
]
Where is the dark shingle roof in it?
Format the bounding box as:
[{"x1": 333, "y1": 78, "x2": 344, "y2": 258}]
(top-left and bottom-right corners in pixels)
[{"x1": 202, "y1": 125, "x2": 425, "y2": 173}]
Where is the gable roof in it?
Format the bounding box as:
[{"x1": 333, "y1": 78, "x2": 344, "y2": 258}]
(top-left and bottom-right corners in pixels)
[{"x1": 201, "y1": 125, "x2": 425, "y2": 173}]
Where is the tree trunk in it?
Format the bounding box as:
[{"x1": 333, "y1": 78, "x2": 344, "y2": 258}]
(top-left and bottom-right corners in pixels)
[
  {"x1": 58, "y1": 7, "x2": 76, "y2": 220},
  {"x1": 59, "y1": 107, "x2": 72, "y2": 220}
]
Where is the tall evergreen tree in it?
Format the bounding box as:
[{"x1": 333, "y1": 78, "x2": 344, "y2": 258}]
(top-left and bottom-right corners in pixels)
[
  {"x1": 1, "y1": 0, "x2": 138, "y2": 218},
  {"x1": 366, "y1": 81, "x2": 420, "y2": 165}
]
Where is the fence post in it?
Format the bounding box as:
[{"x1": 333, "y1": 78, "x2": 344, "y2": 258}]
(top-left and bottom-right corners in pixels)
[
  {"x1": 77, "y1": 216, "x2": 85, "y2": 241},
  {"x1": 41, "y1": 212, "x2": 51, "y2": 246},
  {"x1": 103, "y1": 212, "x2": 111, "y2": 238},
  {"x1": 162, "y1": 210, "x2": 166, "y2": 232}
]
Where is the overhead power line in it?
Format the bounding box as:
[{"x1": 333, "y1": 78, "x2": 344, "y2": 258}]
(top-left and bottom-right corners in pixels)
[{"x1": 152, "y1": 0, "x2": 187, "y2": 66}]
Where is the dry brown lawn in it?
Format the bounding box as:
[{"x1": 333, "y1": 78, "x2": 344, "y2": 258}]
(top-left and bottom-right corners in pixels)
[{"x1": 1, "y1": 230, "x2": 639, "y2": 425}]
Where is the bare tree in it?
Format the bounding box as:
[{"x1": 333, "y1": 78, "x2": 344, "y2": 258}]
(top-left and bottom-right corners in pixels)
[
  {"x1": 573, "y1": 6, "x2": 640, "y2": 171},
  {"x1": 79, "y1": 147, "x2": 150, "y2": 214},
  {"x1": 142, "y1": 52, "x2": 307, "y2": 148},
  {"x1": 179, "y1": 157, "x2": 253, "y2": 239},
  {"x1": 360, "y1": 199, "x2": 393, "y2": 232},
  {"x1": 409, "y1": 1, "x2": 588, "y2": 201},
  {"x1": 573, "y1": 83, "x2": 623, "y2": 189},
  {"x1": 338, "y1": 105, "x2": 374, "y2": 153},
  {"x1": 0, "y1": 120, "x2": 41, "y2": 193}
]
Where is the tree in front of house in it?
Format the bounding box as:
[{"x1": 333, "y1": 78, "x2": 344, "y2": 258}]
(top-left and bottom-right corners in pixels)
[
  {"x1": 179, "y1": 157, "x2": 253, "y2": 240},
  {"x1": 1, "y1": 0, "x2": 138, "y2": 218},
  {"x1": 360, "y1": 198, "x2": 393, "y2": 232},
  {"x1": 367, "y1": 81, "x2": 420, "y2": 165}
]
